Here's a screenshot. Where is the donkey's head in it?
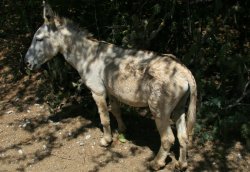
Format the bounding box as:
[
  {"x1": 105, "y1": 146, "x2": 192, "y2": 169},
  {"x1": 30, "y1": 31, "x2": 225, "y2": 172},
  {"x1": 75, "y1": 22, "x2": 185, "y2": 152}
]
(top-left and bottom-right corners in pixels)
[{"x1": 25, "y1": 2, "x2": 63, "y2": 70}]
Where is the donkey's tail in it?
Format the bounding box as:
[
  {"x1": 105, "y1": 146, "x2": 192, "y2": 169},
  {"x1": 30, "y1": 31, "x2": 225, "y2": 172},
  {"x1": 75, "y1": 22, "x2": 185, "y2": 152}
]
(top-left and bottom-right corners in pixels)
[{"x1": 186, "y1": 70, "x2": 197, "y2": 145}]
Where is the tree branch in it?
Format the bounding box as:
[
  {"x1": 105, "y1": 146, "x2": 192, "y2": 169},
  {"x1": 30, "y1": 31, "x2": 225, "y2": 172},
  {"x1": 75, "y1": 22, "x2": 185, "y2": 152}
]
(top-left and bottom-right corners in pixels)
[
  {"x1": 224, "y1": 80, "x2": 250, "y2": 109},
  {"x1": 146, "y1": 13, "x2": 169, "y2": 47}
]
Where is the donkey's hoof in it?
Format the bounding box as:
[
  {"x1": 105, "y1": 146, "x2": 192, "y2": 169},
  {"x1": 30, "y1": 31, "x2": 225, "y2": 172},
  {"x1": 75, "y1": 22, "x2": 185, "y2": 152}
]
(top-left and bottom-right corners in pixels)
[
  {"x1": 149, "y1": 160, "x2": 165, "y2": 171},
  {"x1": 99, "y1": 137, "x2": 112, "y2": 147},
  {"x1": 175, "y1": 161, "x2": 188, "y2": 170}
]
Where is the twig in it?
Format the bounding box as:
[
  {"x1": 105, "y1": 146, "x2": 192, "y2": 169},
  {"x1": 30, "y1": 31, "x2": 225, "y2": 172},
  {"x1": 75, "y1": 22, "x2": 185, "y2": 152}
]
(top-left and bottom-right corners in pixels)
[
  {"x1": 139, "y1": 0, "x2": 150, "y2": 16},
  {"x1": 51, "y1": 153, "x2": 85, "y2": 164},
  {"x1": 187, "y1": 0, "x2": 192, "y2": 35},
  {"x1": 148, "y1": 20, "x2": 165, "y2": 42},
  {"x1": 190, "y1": 0, "x2": 213, "y2": 4},
  {"x1": 51, "y1": 153, "x2": 73, "y2": 161},
  {"x1": 19, "y1": 52, "x2": 24, "y2": 73},
  {"x1": 147, "y1": 13, "x2": 169, "y2": 45},
  {"x1": 94, "y1": 0, "x2": 100, "y2": 39},
  {"x1": 224, "y1": 80, "x2": 250, "y2": 109},
  {"x1": 167, "y1": 34, "x2": 174, "y2": 45},
  {"x1": 103, "y1": 25, "x2": 128, "y2": 29}
]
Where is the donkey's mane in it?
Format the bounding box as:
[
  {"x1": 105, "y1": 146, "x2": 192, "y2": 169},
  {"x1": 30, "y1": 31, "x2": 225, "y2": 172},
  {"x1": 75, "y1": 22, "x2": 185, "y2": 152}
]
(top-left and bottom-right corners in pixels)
[{"x1": 57, "y1": 15, "x2": 93, "y2": 38}]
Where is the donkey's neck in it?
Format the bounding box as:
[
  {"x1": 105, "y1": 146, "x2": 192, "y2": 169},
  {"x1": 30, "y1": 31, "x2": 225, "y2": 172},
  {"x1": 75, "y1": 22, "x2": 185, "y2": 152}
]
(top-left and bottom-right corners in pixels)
[{"x1": 60, "y1": 33, "x2": 101, "y2": 76}]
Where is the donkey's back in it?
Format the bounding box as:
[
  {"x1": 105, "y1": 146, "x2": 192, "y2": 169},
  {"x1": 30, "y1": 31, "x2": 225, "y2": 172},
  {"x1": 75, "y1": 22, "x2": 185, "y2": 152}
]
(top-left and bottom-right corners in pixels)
[{"x1": 101, "y1": 47, "x2": 191, "y2": 109}]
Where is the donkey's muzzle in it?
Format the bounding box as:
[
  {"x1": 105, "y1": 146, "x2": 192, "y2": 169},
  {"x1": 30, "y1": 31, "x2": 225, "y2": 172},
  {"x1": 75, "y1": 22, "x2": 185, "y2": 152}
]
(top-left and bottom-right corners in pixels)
[{"x1": 24, "y1": 57, "x2": 37, "y2": 70}]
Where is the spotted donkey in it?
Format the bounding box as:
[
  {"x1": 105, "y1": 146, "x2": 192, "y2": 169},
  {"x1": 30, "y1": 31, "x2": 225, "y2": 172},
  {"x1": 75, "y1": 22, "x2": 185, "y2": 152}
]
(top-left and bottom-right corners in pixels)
[{"x1": 25, "y1": 2, "x2": 197, "y2": 170}]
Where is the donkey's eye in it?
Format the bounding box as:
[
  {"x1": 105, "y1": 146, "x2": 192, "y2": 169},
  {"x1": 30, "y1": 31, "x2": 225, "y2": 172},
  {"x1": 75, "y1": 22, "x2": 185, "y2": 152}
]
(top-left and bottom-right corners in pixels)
[{"x1": 36, "y1": 38, "x2": 44, "y2": 42}]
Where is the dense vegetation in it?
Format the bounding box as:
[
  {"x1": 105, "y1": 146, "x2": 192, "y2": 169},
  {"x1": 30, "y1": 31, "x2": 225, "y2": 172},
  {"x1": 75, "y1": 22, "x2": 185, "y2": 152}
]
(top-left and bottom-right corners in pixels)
[{"x1": 1, "y1": 0, "x2": 249, "y2": 146}]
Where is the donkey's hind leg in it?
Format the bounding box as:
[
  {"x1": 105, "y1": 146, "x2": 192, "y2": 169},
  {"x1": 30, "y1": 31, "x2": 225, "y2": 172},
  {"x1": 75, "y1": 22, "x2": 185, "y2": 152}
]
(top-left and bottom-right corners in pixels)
[
  {"x1": 150, "y1": 116, "x2": 175, "y2": 170},
  {"x1": 172, "y1": 93, "x2": 189, "y2": 169},
  {"x1": 92, "y1": 92, "x2": 112, "y2": 146},
  {"x1": 109, "y1": 96, "x2": 127, "y2": 133},
  {"x1": 148, "y1": 81, "x2": 188, "y2": 170},
  {"x1": 148, "y1": 96, "x2": 176, "y2": 170},
  {"x1": 175, "y1": 113, "x2": 188, "y2": 169}
]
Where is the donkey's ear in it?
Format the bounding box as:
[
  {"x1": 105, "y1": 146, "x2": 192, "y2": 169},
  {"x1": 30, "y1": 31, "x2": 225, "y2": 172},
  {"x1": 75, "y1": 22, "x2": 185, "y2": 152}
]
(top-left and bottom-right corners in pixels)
[{"x1": 43, "y1": 1, "x2": 54, "y2": 24}]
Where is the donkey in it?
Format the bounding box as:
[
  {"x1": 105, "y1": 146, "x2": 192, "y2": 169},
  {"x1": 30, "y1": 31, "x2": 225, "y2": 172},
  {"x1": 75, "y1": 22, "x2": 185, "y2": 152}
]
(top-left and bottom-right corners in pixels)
[{"x1": 25, "y1": 2, "x2": 197, "y2": 170}]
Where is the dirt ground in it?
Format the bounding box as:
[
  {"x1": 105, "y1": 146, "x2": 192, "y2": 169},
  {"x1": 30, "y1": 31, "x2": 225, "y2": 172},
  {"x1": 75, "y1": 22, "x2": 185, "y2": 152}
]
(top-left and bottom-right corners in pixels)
[{"x1": 0, "y1": 33, "x2": 250, "y2": 172}]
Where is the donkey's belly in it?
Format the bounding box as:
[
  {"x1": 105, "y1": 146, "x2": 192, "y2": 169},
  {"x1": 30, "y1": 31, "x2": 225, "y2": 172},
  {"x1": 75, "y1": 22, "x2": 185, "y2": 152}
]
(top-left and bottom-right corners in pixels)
[{"x1": 106, "y1": 78, "x2": 149, "y2": 107}]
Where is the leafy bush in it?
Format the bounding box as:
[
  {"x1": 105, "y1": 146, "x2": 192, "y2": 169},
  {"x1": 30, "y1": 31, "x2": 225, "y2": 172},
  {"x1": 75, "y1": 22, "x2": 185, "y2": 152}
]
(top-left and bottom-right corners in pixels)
[
  {"x1": 4, "y1": 0, "x2": 248, "y2": 143},
  {"x1": 45, "y1": 0, "x2": 250, "y2": 143}
]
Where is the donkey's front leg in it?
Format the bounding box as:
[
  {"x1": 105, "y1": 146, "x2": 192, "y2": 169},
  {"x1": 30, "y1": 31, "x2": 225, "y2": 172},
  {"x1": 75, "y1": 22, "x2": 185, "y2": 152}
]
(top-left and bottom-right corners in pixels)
[
  {"x1": 92, "y1": 92, "x2": 112, "y2": 146},
  {"x1": 109, "y1": 96, "x2": 127, "y2": 133}
]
